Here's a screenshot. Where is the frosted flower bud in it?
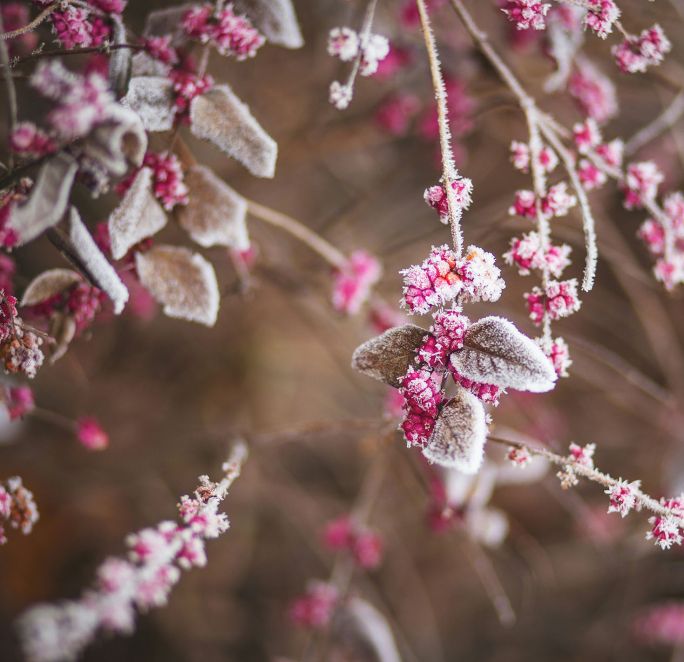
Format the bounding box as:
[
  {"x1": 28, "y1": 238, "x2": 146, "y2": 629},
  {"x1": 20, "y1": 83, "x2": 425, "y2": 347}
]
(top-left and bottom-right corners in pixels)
[
  {"x1": 623, "y1": 161, "x2": 663, "y2": 210},
  {"x1": 327, "y1": 27, "x2": 360, "y2": 62},
  {"x1": 501, "y1": 0, "x2": 551, "y2": 31},
  {"x1": 583, "y1": 0, "x2": 620, "y2": 39},
  {"x1": 605, "y1": 480, "x2": 640, "y2": 518},
  {"x1": 568, "y1": 58, "x2": 618, "y2": 124},
  {"x1": 573, "y1": 118, "x2": 602, "y2": 154},
  {"x1": 613, "y1": 24, "x2": 671, "y2": 73}
]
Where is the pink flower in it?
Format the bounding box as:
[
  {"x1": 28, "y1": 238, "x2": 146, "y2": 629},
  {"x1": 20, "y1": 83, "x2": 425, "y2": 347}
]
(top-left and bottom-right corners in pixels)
[
  {"x1": 0, "y1": 476, "x2": 38, "y2": 543},
  {"x1": 541, "y1": 182, "x2": 577, "y2": 218},
  {"x1": 583, "y1": 0, "x2": 619, "y2": 39},
  {"x1": 5, "y1": 386, "x2": 34, "y2": 421},
  {"x1": 456, "y1": 246, "x2": 506, "y2": 303},
  {"x1": 328, "y1": 27, "x2": 360, "y2": 61},
  {"x1": 51, "y1": 7, "x2": 106, "y2": 49},
  {"x1": 569, "y1": 58, "x2": 618, "y2": 124},
  {"x1": 509, "y1": 189, "x2": 537, "y2": 218},
  {"x1": 322, "y1": 516, "x2": 354, "y2": 550},
  {"x1": 613, "y1": 24, "x2": 671, "y2": 73},
  {"x1": 9, "y1": 123, "x2": 55, "y2": 158},
  {"x1": 605, "y1": 479, "x2": 640, "y2": 518},
  {"x1": 423, "y1": 177, "x2": 474, "y2": 221},
  {"x1": 289, "y1": 582, "x2": 338, "y2": 629},
  {"x1": 401, "y1": 245, "x2": 461, "y2": 314},
  {"x1": 450, "y1": 368, "x2": 501, "y2": 405},
  {"x1": 525, "y1": 279, "x2": 581, "y2": 325},
  {"x1": 359, "y1": 34, "x2": 390, "y2": 77},
  {"x1": 509, "y1": 141, "x2": 558, "y2": 173},
  {"x1": 508, "y1": 447, "x2": 531, "y2": 467},
  {"x1": 638, "y1": 218, "x2": 666, "y2": 256},
  {"x1": 503, "y1": 232, "x2": 571, "y2": 277},
  {"x1": 577, "y1": 159, "x2": 607, "y2": 190},
  {"x1": 654, "y1": 256, "x2": 684, "y2": 291},
  {"x1": 573, "y1": 118, "x2": 601, "y2": 154},
  {"x1": 118, "y1": 152, "x2": 189, "y2": 211},
  {"x1": 67, "y1": 284, "x2": 104, "y2": 335},
  {"x1": 569, "y1": 442, "x2": 595, "y2": 468},
  {"x1": 144, "y1": 36, "x2": 179, "y2": 65},
  {"x1": 501, "y1": 0, "x2": 551, "y2": 31},
  {"x1": 76, "y1": 417, "x2": 109, "y2": 451},
  {"x1": 375, "y1": 93, "x2": 421, "y2": 136},
  {"x1": 595, "y1": 139, "x2": 623, "y2": 168},
  {"x1": 623, "y1": 161, "x2": 663, "y2": 210},
  {"x1": 352, "y1": 530, "x2": 384, "y2": 569},
  {"x1": 331, "y1": 250, "x2": 382, "y2": 315},
  {"x1": 170, "y1": 70, "x2": 214, "y2": 117},
  {"x1": 647, "y1": 496, "x2": 684, "y2": 550},
  {"x1": 540, "y1": 336, "x2": 572, "y2": 378},
  {"x1": 401, "y1": 368, "x2": 443, "y2": 417}
]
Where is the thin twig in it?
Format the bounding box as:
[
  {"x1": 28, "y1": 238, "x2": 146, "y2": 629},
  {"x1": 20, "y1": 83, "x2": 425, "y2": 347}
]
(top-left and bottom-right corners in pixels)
[
  {"x1": 0, "y1": 2, "x2": 62, "y2": 41},
  {"x1": 625, "y1": 91, "x2": 684, "y2": 155},
  {"x1": 0, "y1": 11, "x2": 18, "y2": 172}
]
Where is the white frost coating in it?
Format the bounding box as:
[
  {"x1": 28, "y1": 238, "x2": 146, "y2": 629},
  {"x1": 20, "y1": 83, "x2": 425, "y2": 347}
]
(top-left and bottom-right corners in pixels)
[
  {"x1": 67, "y1": 207, "x2": 129, "y2": 314},
  {"x1": 82, "y1": 104, "x2": 147, "y2": 177},
  {"x1": 190, "y1": 85, "x2": 278, "y2": 178},
  {"x1": 122, "y1": 77, "x2": 175, "y2": 132},
  {"x1": 233, "y1": 0, "x2": 304, "y2": 48},
  {"x1": 351, "y1": 324, "x2": 426, "y2": 386},
  {"x1": 108, "y1": 168, "x2": 167, "y2": 260},
  {"x1": 451, "y1": 316, "x2": 557, "y2": 393},
  {"x1": 176, "y1": 165, "x2": 249, "y2": 249},
  {"x1": 135, "y1": 245, "x2": 220, "y2": 326},
  {"x1": 131, "y1": 52, "x2": 171, "y2": 77},
  {"x1": 341, "y1": 598, "x2": 401, "y2": 662},
  {"x1": 21, "y1": 269, "x2": 82, "y2": 307},
  {"x1": 422, "y1": 387, "x2": 487, "y2": 473},
  {"x1": 11, "y1": 153, "x2": 78, "y2": 245}
]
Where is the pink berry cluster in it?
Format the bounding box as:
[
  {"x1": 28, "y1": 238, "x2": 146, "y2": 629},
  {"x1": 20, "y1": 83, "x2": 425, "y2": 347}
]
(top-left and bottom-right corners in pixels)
[
  {"x1": 46, "y1": 0, "x2": 123, "y2": 50},
  {"x1": 9, "y1": 122, "x2": 55, "y2": 159},
  {"x1": 401, "y1": 244, "x2": 504, "y2": 315},
  {"x1": 646, "y1": 496, "x2": 684, "y2": 550},
  {"x1": 117, "y1": 151, "x2": 189, "y2": 211},
  {"x1": 181, "y1": 3, "x2": 264, "y2": 60},
  {"x1": 322, "y1": 515, "x2": 384, "y2": 569},
  {"x1": 289, "y1": 582, "x2": 339, "y2": 630},
  {"x1": 19, "y1": 452, "x2": 245, "y2": 662},
  {"x1": 501, "y1": 0, "x2": 551, "y2": 31},
  {"x1": 0, "y1": 476, "x2": 39, "y2": 545},
  {"x1": 3, "y1": 384, "x2": 35, "y2": 421},
  {"x1": 605, "y1": 479, "x2": 640, "y2": 518},
  {"x1": 568, "y1": 58, "x2": 618, "y2": 125},
  {"x1": 423, "y1": 176, "x2": 474, "y2": 222},
  {"x1": 170, "y1": 69, "x2": 215, "y2": 118},
  {"x1": 0, "y1": 292, "x2": 44, "y2": 379},
  {"x1": 331, "y1": 250, "x2": 382, "y2": 315},
  {"x1": 612, "y1": 24, "x2": 671, "y2": 74},
  {"x1": 583, "y1": 0, "x2": 620, "y2": 39},
  {"x1": 525, "y1": 279, "x2": 581, "y2": 325}
]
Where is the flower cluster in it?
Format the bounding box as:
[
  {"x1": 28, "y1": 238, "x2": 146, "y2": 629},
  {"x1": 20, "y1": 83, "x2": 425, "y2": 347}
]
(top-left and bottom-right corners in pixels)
[
  {"x1": 331, "y1": 250, "x2": 382, "y2": 315},
  {"x1": 170, "y1": 69, "x2": 215, "y2": 118},
  {"x1": 501, "y1": 1, "x2": 551, "y2": 31},
  {"x1": 401, "y1": 244, "x2": 504, "y2": 314},
  {"x1": 322, "y1": 515, "x2": 384, "y2": 569},
  {"x1": 49, "y1": 5, "x2": 112, "y2": 50},
  {"x1": 3, "y1": 385, "x2": 34, "y2": 421},
  {"x1": 570, "y1": 120, "x2": 624, "y2": 193},
  {"x1": 568, "y1": 58, "x2": 618, "y2": 125},
  {"x1": 504, "y1": 232, "x2": 571, "y2": 278},
  {"x1": 525, "y1": 279, "x2": 581, "y2": 325},
  {"x1": 509, "y1": 182, "x2": 577, "y2": 220},
  {"x1": 583, "y1": 0, "x2": 620, "y2": 39},
  {"x1": 9, "y1": 123, "x2": 55, "y2": 159},
  {"x1": 289, "y1": 582, "x2": 339, "y2": 629},
  {"x1": 0, "y1": 292, "x2": 44, "y2": 379},
  {"x1": 605, "y1": 479, "x2": 640, "y2": 518},
  {"x1": 0, "y1": 476, "x2": 39, "y2": 545},
  {"x1": 612, "y1": 24, "x2": 671, "y2": 74},
  {"x1": 622, "y1": 161, "x2": 663, "y2": 210},
  {"x1": 646, "y1": 496, "x2": 684, "y2": 550},
  {"x1": 18, "y1": 446, "x2": 246, "y2": 662},
  {"x1": 181, "y1": 3, "x2": 264, "y2": 60},
  {"x1": 423, "y1": 177, "x2": 474, "y2": 222}
]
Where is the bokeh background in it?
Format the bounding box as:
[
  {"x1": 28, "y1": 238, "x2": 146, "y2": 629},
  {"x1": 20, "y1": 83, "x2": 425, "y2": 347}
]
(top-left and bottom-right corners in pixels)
[{"x1": 3, "y1": 0, "x2": 684, "y2": 660}]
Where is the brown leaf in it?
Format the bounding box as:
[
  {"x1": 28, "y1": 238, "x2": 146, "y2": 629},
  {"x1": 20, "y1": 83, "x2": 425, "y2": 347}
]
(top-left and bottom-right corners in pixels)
[
  {"x1": 108, "y1": 167, "x2": 167, "y2": 260},
  {"x1": 21, "y1": 269, "x2": 82, "y2": 307},
  {"x1": 143, "y1": 4, "x2": 194, "y2": 47},
  {"x1": 10, "y1": 153, "x2": 78, "y2": 245},
  {"x1": 67, "y1": 207, "x2": 129, "y2": 314},
  {"x1": 422, "y1": 388, "x2": 487, "y2": 473},
  {"x1": 351, "y1": 324, "x2": 426, "y2": 386},
  {"x1": 190, "y1": 85, "x2": 277, "y2": 178},
  {"x1": 48, "y1": 313, "x2": 77, "y2": 364},
  {"x1": 135, "y1": 245, "x2": 219, "y2": 326},
  {"x1": 176, "y1": 165, "x2": 249, "y2": 249},
  {"x1": 122, "y1": 76, "x2": 175, "y2": 132},
  {"x1": 233, "y1": 0, "x2": 303, "y2": 49},
  {"x1": 450, "y1": 316, "x2": 557, "y2": 393}
]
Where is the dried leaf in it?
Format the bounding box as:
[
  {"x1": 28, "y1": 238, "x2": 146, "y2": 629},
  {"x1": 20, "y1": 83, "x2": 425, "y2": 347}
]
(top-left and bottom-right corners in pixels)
[
  {"x1": 233, "y1": 0, "x2": 304, "y2": 49},
  {"x1": 108, "y1": 167, "x2": 167, "y2": 260},
  {"x1": 67, "y1": 207, "x2": 129, "y2": 314},
  {"x1": 81, "y1": 104, "x2": 147, "y2": 177},
  {"x1": 422, "y1": 388, "x2": 487, "y2": 473},
  {"x1": 122, "y1": 76, "x2": 175, "y2": 132},
  {"x1": 11, "y1": 153, "x2": 78, "y2": 245},
  {"x1": 351, "y1": 324, "x2": 426, "y2": 386},
  {"x1": 21, "y1": 269, "x2": 82, "y2": 307},
  {"x1": 135, "y1": 245, "x2": 219, "y2": 326},
  {"x1": 176, "y1": 165, "x2": 249, "y2": 249},
  {"x1": 48, "y1": 313, "x2": 77, "y2": 364},
  {"x1": 451, "y1": 316, "x2": 557, "y2": 393},
  {"x1": 108, "y1": 16, "x2": 132, "y2": 98},
  {"x1": 143, "y1": 4, "x2": 194, "y2": 46},
  {"x1": 190, "y1": 85, "x2": 277, "y2": 178},
  {"x1": 335, "y1": 598, "x2": 401, "y2": 662}
]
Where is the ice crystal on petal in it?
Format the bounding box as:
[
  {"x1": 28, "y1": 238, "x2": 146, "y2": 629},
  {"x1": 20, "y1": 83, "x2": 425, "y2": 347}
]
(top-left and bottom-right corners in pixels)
[{"x1": 606, "y1": 479, "x2": 640, "y2": 518}]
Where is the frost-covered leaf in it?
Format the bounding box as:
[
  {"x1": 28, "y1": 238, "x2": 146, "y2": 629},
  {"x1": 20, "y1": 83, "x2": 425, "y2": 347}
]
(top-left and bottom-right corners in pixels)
[
  {"x1": 67, "y1": 207, "x2": 129, "y2": 314},
  {"x1": 108, "y1": 16, "x2": 132, "y2": 98},
  {"x1": 176, "y1": 165, "x2": 249, "y2": 249},
  {"x1": 234, "y1": 0, "x2": 303, "y2": 48},
  {"x1": 351, "y1": 324, "x2": 426, "y2": 386},
  {"x1": 48, "y1": 312, "x2": 77, "y2": 364},
  {"x1": 81, "y1": 104, "x2": 147, "y2": 177},
  {"x1": 440, "y1": 463, "x2": 497, "y2": 510},
  {"x1": 131, "y1": 52, "x2": 171, "y2": 77},
  {"x1": 422, "y1": 388, "x2": 487, "y2": 473},
  {"x1": 135, "y1": 245, "x2": 219, "y2": 326},
  {"x1": 451, "y1": 316, "x2": 557, "y2": 393},
  {"x1": 11, "y1": 153, "x2": 78, "y2": 245},
  {"x1": 143, "y1": 4, "x2": 194, "y2": 46},
  {"x1": 335, "y1": 598, "x2": 401, "y2": 662},
  {"x1": 108, "y1": 167, "x2": 167, "y2": 260},
  {"x1": 190, "y1": 85, "x2": 277, "y2": 178},
  {"x1": 21, "y1": 269, "x2": 82, "y2": 307},
  {"x1": 122, "y1": 77, "x2": 175, "y2": 132}
]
